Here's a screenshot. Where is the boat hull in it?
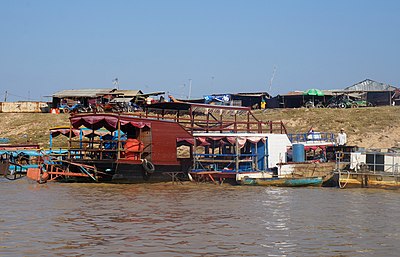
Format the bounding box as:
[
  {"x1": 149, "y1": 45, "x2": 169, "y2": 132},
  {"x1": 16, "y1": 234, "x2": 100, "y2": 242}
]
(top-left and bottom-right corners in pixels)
[
  {"x1": 241, "y1": 177, "x2": 323, "y2": 187},
  {"x1": 278, "y1": 161, "x2": 336, "y2": 186},
  {"x1": 112, "y1": 162, "x2": 184, "y2": 183},
  {"x1": 45, "y1": 159, "x2": 186, "y2": 183}
]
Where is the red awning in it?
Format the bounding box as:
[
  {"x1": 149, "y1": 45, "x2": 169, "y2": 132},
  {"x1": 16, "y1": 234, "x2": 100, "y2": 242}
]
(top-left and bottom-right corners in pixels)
[
  {"x1": 177, "y1": 138, "x2": 195, "y2": 146},
  {"x1": 304, "y1": 145, "x2": 327, "y2": 151},
  {"x1": 50, "y1": 128, "x2": 80, "y2": 137},
  {"x1": 120, "y1": 120, "x2": 151, "y2": 129},
  {"x1": 71, "y1": 115, "x2": 151, "y2": 131},
  {"x1": 196, "y1": 136, "x2": 266, "y2": 149}
]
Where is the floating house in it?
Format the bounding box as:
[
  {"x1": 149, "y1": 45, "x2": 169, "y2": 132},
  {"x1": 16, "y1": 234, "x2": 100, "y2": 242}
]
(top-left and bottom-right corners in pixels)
[{"x1": 32, "y1": 103, "x2": 287, "y2": 183}]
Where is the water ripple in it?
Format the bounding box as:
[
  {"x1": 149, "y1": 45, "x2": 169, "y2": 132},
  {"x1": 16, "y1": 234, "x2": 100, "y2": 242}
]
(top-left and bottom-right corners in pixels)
[{"x1": 1, "y1": 180, "x2": 400, "y2": 256}]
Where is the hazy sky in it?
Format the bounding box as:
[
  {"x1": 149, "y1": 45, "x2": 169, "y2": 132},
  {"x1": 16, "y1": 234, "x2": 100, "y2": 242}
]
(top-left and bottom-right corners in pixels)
[{"x1": 1, "y1": 0, "x2": 399, "y2": 101}]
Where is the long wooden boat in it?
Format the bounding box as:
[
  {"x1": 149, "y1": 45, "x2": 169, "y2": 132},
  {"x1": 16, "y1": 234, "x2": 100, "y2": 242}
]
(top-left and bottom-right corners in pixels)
[
  {"x1": 39, "y1": 103, "x2": 287, "y2": 183},
  {"x1": 241, "y1": 176, "x2": 323, "y2": 187},
  {"x1": 278, "y1": 161, "x2": 336, "y2": 186}
]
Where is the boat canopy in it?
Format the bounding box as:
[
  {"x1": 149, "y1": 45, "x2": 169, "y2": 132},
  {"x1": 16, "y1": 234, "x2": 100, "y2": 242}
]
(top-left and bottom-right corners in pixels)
[
  {"x1": 181, "y1": 133, "x2": 269, "y2": 149},
  {"x1": 50, "y1": 128, "x2": 81, "y2": 137},
  {"x1": 196, "y1": 136, "x2": 266, "y2": 148},
  {"x1": 70, "y1": 114, "x2": 152, "y2": 131},
  {"x1": 50, "y1": 127, "x2": 112, "y2": 138},
  {"x1": 0, "y1": 150, "x2": 43, "y2": 157}
]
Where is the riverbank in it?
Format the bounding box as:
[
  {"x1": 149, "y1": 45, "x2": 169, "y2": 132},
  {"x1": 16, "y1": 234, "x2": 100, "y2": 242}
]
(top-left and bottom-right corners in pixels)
[{"x1": 1, "y1": 106, "x2": 399, "y2": 149}]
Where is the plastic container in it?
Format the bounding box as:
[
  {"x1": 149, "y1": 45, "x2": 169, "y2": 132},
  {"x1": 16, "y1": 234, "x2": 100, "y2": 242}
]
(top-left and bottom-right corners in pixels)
[{"x1": 292, "y1": 144, "x2": 305, "y2": 162}]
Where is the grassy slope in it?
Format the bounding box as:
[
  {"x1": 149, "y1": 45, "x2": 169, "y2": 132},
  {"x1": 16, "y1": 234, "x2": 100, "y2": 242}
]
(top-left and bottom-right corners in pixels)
[{"x1": 1, "y1": 106, "x2": 399, "y2": 149}]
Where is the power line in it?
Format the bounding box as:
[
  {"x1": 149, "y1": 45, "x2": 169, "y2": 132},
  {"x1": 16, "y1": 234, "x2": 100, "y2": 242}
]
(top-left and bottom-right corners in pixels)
[{"x1": 5, "y1": 92, "x2": 33, "y2": 101}]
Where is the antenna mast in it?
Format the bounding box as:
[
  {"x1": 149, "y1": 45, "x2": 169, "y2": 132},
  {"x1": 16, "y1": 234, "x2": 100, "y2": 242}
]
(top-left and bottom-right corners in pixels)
[{"x1": 269, "y1": 66, "x2": 277, "y2": 92}]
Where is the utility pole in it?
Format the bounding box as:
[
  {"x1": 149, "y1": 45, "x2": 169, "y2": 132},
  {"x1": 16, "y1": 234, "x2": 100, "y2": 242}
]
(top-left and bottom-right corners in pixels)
[
  {"x1": 113, "y1": 78, "x2": 119, "y2": 90},
  {"x1": 4, "y1": 91, "x2": 7, "y2": 102},
  {"x1": 188, "y1": 79, "x2": 192, "y2": 99}
]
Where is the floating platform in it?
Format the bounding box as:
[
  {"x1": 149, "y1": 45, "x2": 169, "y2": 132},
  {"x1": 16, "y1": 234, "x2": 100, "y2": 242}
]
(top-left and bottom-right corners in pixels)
[{"x1": 335, "y1": 171, "x2": 400, "y2": 189}]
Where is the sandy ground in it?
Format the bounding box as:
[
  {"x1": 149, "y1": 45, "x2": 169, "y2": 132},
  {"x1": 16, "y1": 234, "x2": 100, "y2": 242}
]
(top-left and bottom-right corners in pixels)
[{"x1": 1, "y1": 106, "x2": 399, "y2": 149}]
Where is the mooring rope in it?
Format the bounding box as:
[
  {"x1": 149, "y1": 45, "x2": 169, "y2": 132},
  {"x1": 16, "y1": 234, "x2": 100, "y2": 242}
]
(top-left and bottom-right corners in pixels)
[{"x1": 338, "y1": 170, "x2": 350, "y2": 189}]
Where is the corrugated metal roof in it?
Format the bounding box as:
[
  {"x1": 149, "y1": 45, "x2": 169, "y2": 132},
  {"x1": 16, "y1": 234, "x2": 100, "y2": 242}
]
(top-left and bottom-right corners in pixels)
[
  {"x1": 210, "y1": 92, "x2": 271, "y2": 98},
  {"x1": 279, "y1": 90, "x2": 336, "y2": 97},
  {"x1": 278, "y1": 91, "x2": 303, "y2": 96},
  {"x1": 235, "y1": 92, "x2": 271, "y2": 97},
  {"x1": 345, "y1": 79, "x2": 398, "y2": 92},
  {"x1": 53, "y1": 89, "x2": 115, "y2": 98},
  {"x1": 111, "y1": 90, "x2": 143, "y2": 96},
  {"x1": 110, "y1": 97, "x2": 134, "y2": 103}
]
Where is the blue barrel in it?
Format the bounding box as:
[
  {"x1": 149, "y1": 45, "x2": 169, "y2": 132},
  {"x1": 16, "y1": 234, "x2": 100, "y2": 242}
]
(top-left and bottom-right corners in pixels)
[{"x1": 292, "y1": 144, "x2": 305, "y2": 162}]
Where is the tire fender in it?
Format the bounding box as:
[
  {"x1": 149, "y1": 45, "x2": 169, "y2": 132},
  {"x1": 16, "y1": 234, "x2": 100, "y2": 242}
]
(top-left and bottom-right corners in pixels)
[{"x1": 142, "y1": 159, "x2": 155, "y2": 174}]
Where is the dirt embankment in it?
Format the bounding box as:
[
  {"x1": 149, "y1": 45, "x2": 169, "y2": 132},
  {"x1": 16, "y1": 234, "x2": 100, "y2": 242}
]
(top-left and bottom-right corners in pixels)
[
  {"x1": 253, "y1": 106, "x2": 400, "y2": 149},
  {"x1": 1, "y1": 106, "x2": 399, "y2": 149}
]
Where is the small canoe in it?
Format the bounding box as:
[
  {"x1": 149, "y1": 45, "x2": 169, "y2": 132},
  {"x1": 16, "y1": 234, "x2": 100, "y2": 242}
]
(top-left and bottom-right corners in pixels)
[{"x1": 241, "y1": 176, "x2": 323, "y2": 187}]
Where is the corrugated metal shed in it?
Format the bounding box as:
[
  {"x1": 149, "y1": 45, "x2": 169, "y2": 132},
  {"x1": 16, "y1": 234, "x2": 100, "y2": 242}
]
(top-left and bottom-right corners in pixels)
[
  {"x1": 53, "y1": 89, "x2": 115, "y2": 98},
  {"x1": 345, "y1": 79, "x2": 398, "y2": 92}
]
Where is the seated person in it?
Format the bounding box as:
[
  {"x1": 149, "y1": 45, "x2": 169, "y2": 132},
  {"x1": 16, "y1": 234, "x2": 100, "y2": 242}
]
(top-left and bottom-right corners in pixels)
[{"x1": 314, "y1": 149, "x2": 326, "y2": 162}]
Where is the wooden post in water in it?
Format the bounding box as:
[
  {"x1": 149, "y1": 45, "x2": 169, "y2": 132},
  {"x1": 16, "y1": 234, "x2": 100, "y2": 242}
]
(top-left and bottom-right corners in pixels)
[{"x1": 117, "y1": 114, "x2": 121, "y2": 159}]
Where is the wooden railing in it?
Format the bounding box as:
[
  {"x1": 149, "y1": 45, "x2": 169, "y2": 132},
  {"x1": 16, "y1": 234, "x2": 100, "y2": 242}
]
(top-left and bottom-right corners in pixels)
[{"x1": 114, "y1": 111, "x2": 287, "y2": 134}]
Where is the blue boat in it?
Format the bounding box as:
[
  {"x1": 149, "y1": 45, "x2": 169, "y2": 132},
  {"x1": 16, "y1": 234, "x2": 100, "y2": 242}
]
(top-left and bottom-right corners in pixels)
[{"x1": 241, "y1": 176, "x2": 323, "y2": 187}]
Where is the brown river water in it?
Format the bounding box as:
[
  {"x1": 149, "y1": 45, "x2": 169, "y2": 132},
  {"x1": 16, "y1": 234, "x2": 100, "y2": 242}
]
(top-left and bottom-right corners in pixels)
[{"x1": 1, "y1": 178, "x2": 399, "y2": 257}]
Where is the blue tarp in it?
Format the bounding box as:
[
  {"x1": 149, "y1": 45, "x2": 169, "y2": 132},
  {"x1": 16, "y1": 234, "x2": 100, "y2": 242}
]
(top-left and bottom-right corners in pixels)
[{"x1": 204, "y1": 95, "x2": 231, "y2": 104}]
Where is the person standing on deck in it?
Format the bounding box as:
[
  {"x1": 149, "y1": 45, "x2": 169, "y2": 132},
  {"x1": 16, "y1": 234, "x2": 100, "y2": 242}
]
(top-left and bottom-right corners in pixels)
[{"x1": 336, "y1": 128, "x2": 347, "y2": 146}]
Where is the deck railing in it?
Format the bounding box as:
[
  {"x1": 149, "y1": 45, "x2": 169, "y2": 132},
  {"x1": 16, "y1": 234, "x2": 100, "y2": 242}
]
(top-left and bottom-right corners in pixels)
[
  {"x1": 193, "y1": 153, "x2": 258, "y2": 173},
  {"x1": 66, "y1": 139, "x2": 150, "y2": 161},
  {"x1": 288, "y1": 132, "x2": 335, "y2": 144},
  {"x1": 123, "y1": 108, "x2": 287, "y2": 134}
]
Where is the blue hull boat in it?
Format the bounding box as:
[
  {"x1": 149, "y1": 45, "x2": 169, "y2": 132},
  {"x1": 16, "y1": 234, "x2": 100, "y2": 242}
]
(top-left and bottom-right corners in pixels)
[{"x1": 241, "y1": 176, "x2": 323, "y2": 187}]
